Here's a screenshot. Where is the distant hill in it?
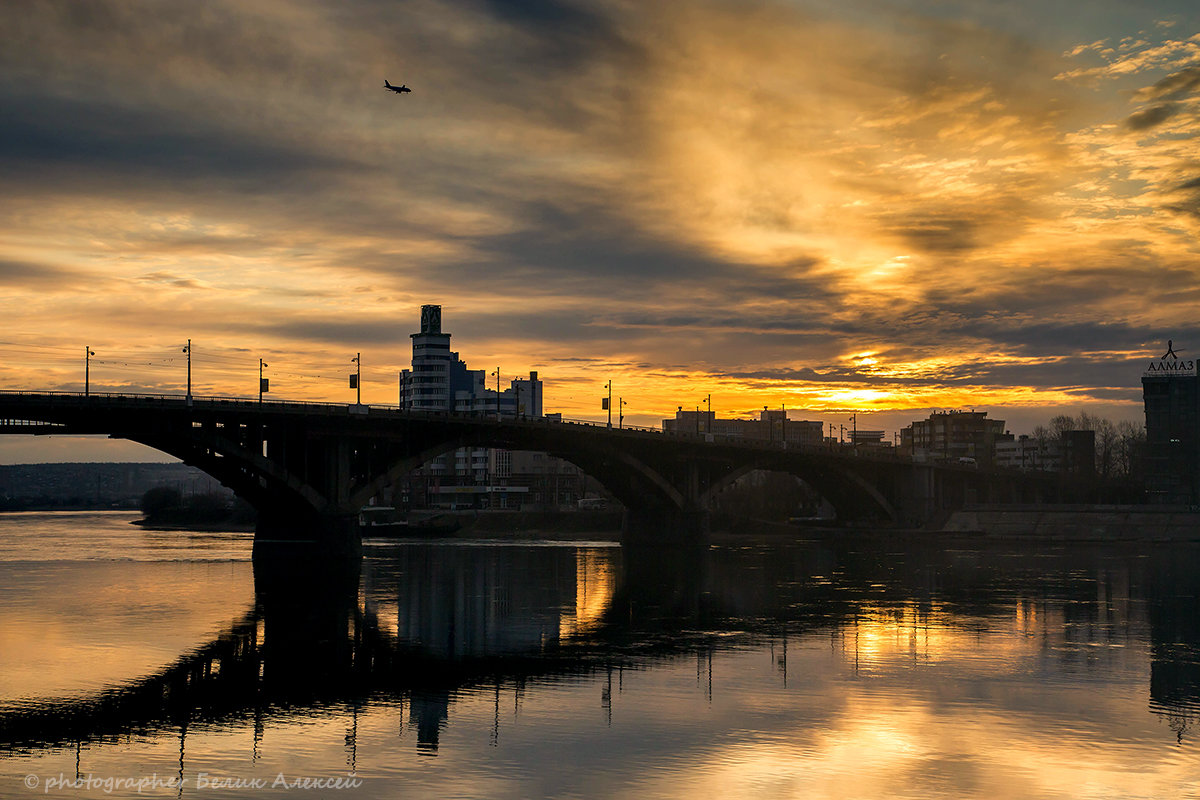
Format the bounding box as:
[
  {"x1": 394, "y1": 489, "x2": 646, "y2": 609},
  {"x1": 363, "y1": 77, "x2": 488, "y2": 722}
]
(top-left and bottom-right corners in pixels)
[{"x1": 0, "y1": 463, "x2": 232, "y2": 511}]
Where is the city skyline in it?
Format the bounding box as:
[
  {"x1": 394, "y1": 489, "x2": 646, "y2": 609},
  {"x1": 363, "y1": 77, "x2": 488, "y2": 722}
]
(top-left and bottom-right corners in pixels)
[{"x1": 2, "y1": 0, "x2": 1199, "y2": 461}]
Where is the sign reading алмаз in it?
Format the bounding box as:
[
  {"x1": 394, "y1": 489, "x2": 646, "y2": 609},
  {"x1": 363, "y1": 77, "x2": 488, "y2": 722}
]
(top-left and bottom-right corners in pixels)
[{"x1": 1145, "y1": 339, "x2": 1196, "y2": 376}]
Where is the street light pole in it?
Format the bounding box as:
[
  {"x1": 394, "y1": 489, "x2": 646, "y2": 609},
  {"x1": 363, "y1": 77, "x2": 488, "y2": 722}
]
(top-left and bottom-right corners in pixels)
[
  {"x1": 85, "y1": 347, "x2": 95, "y2": 397},
  {"x1": 605, "y1": 381, "x2": 612, "y2": 428},
  {"x1": 704, "y1": 393, "x2": 711, "y2": 434},
  {"x1": 351, "y1": 353, "x2": 361, "y2": 405},
  {"x1": 492, "y1": 367, "x2": 501, "y2": 417},
  {"x1": 183, "y1": 339, "x2": 192, "y2": 403},
  {"x1": 259, "y1": 359, "x2": 268, "y2": 404},
  {"x1": 619, "y1": 397, "x2": 627, "y2": 429}
]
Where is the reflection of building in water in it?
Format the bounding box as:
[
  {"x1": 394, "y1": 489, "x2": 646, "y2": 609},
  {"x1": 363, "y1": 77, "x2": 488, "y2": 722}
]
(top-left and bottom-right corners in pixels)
[
  {"x1": 363, "y1": 545, "x2": 618, "y2": 660},
  {"x1": 560, "y1": 550, "x2": 618, "y2": 639},
  {"x1": 1147, "y1": 556, "x2": 1200, "y2": 741},
  {"x1": 409, "y1": 689, "x2": 451, "y2": 755}
]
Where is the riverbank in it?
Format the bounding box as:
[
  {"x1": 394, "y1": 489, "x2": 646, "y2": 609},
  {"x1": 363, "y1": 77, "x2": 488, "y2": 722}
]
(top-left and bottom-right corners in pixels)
[
  {"x1": 131, "y1": 518, "x2": 256, "y2": 532},
  {"x1": 937, "y1": 505, "x2": 1200, "y2": 541},
  {"x1": 427, "y1": 509, "x2": 624, "y2": 540}
]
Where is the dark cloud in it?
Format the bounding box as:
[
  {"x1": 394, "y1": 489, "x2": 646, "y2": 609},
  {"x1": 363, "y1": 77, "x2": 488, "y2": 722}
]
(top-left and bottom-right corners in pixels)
[
  {"x1": 476, "y1": 0, "x2": 632, "y2": 69},
  {"x1": 882, "y1": 215, "x2": 982, "y2": 252},
  {"x1": 1126, "y1": 102, "x2": 1179, "y2": 130},
  {"x1": 718, "y1": 355, "x2": 1151, "y2": 401},
  {"x1": 435, "y1": 200, "x2": 836, "y2": 303},
  {"x1": 136, "y1": 273, "x2": 207, "y2": 290},
  {"x1": 0, "y1": 93, "x2": 358, "y2": 188},
  {"x1": 872, "y1": 199, "x2": 1034, "y2": 254},
  {"x1": 1160, "y1": 174, "x2": 1200, "y2": 221},
  {"x1": 0, "y1": 259, "x2": 89, "y2": 287},
  {"x1": 250, "y1": 318, "x2": 413, "y2": 348},
  {"x1": 1135, "y1": 65, "x2": 1200, "y2": 102}
]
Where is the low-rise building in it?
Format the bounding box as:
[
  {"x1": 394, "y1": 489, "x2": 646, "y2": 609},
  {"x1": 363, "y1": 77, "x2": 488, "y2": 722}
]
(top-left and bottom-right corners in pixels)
[
  {"x1": 994, "y1": 432, "x2": 1095, "y2": 475},
  {"x1": 901, "y1": 411, "x2": 1006, "y2": 466},
  {"x1": 662, "y1": 408, "x2": 824, "y2": 447}
]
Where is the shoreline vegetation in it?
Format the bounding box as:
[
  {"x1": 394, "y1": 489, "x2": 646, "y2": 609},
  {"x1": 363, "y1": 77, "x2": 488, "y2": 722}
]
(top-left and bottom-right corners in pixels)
[{"x1": 136, "y1": 486, "x2": 255, "y2": 531}]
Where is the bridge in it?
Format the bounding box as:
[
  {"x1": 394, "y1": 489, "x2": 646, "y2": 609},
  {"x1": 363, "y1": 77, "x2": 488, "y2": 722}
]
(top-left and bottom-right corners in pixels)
[{"x1": 0, "y1": 391, "x2": 1048, "y2": 552}]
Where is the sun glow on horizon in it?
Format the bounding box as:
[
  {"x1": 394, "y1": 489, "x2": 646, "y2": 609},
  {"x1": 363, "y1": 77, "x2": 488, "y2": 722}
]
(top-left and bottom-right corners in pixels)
[{"x1": 0, "y1": 0, "x2": 1189, "y2": 462}]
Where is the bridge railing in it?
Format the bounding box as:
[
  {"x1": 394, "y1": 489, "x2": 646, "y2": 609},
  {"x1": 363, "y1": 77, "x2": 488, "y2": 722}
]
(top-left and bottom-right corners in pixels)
[{"x1": 0, "y1": 390, "x2": 924, "y2": 466}]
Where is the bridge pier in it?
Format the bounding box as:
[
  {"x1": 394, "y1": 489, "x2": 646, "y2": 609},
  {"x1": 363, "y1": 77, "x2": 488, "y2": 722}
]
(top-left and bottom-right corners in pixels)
[
  {"x1": 622, "y1": 508, "x2": 710, "y2": 547},
  {"x1": 252, "y1": 507, "x2": 362, "y2": 563}
]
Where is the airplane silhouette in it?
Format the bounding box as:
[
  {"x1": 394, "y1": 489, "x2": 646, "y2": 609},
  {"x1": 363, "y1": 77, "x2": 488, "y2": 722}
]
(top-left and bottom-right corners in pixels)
[{"x1": 384, "y1": 79, "x2": 411, "y2": 94}]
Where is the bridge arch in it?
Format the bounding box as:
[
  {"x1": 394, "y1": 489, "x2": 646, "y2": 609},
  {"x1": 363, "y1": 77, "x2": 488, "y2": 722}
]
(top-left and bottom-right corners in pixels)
[
  {"x1": 348, "y1": 427, "x2": 686, "y2": 517},
  {"x1": 0, "y1": 394, "x2": 975, "y2": 546},
  {"x1": 700, "y1": 455, "x2": 899, "y2": 523}
]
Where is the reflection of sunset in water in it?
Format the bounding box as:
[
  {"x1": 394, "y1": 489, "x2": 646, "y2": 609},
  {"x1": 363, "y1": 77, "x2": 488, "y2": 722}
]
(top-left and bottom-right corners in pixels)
[
  {"x1": 622, "y1": 596, "x2": 1188, "y2": 800},
  {"x1": 4, "y1": 518, "x2": 1200, "y2": 799},
  {"x1": 559, "y1": 549, "x2": 618, "y2": 640}
]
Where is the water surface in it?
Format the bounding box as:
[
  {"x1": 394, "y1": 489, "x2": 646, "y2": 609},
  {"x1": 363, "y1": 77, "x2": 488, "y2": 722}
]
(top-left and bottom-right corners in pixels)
[{"x1": 1, "y1": 512, "x2": 1198, "y2": 798}]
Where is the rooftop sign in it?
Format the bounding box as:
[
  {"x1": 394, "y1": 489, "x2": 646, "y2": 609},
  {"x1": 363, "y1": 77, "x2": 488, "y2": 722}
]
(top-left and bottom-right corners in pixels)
[{"x1": 1144, "y1": 340, "x2": 1196, "y2": 377}]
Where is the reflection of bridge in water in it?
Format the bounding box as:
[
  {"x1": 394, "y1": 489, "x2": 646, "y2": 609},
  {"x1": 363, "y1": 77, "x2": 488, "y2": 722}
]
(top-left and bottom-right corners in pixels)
[
  {"x1": 3, "y1": 540, "x2": 1199, "y2": 757},
  {"x1": 0, "y1": 392, "x2": 1057, "y2": 551}
]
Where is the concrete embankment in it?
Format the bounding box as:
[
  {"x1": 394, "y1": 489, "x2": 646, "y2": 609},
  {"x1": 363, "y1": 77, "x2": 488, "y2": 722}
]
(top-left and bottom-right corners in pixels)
[{"x1": 938, "y1": 505, "x2": 1200, "y2": 541}]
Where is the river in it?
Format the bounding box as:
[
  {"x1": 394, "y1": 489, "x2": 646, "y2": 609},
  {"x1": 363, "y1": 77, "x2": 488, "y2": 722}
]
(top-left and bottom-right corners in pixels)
[{"x1": 0, "y1": 511, "x2": 1198, "y2": 798}]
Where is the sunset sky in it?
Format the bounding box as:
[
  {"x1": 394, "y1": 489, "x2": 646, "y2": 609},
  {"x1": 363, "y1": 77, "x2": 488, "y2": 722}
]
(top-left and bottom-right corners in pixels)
[{"x1": 3, "y1": 0, "x2": 1200, "y2": 460}]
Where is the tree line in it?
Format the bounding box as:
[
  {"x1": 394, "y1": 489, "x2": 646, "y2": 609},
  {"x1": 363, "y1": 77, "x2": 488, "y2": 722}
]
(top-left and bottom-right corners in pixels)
[
  {"x1": 1030, "y1": 412, "x2": 1146, "y2": 483},
  {"x1": 139, "y1": 486, "x2": 255, "y2": 526}
]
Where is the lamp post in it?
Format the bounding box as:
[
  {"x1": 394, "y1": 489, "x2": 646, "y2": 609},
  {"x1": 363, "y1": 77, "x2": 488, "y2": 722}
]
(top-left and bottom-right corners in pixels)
[
  {"x1": 704, "y1": 393, "x2": 711, "y2": 434},
  {"x1": 259, "y1": 359, "x2": 268, "y2": 404},
  {"x1": 604, "y1": 381, "x2": 612, "y2": 428},
  {"x1": 850, "y1": 412, "x2": 857, "y2": 454},
  {"x1": 183, "y1": 339, "x2": 192, "y2": 404},
  {"x1": 351, "y1": 353, "x2": 361, "y2": 405},
  {"x1": 84, "y1": 347, "x2": 95, "y2": 397},
  {"x1": 491, "y1": 367, "x2": 501, "y2": 418},
  {"x1": 781, "y1": 403, "x2": 786, "y2": 446},
  {"x1": 619, "y1": 397, "x2": 627, "y2": 429}
]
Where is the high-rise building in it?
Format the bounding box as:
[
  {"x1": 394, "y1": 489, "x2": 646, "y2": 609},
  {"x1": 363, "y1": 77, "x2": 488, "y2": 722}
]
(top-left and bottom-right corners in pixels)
[
  {"x1": 396, "y1": 305, "x2": 582, "y2": 510},
  {"x1": 1142, "y1": 342, "x2": 1199, "y2": 504},
  {"x1": 399, "y1": 304, "x2": 543, "y2": 417},
  {"x1": 400, "y1": 304, "x2": 454, "y2": 410}
]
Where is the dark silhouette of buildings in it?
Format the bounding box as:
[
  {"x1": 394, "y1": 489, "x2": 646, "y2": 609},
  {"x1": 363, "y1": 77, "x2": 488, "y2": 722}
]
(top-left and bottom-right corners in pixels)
[{"x1": 1143, "y1": 346, "x2": 1199, "y2": 504}]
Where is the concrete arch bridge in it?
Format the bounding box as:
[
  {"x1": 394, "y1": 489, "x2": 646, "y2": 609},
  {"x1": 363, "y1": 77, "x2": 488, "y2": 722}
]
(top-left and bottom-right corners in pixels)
[{"x1": 0, "y1": 392, "x2": 1047, "y2": 551}]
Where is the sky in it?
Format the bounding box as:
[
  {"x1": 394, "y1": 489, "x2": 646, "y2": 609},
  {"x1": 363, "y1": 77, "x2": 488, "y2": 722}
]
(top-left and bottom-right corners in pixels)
[{"x1": 2, "y1": 0, "x2": 1199, "y2": 461}]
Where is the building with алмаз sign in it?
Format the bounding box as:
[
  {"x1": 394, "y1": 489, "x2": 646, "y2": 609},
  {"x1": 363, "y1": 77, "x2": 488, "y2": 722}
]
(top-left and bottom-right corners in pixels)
[{"x1": 1142, "y1": 340, "x2": 1199, "y2": 504}]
